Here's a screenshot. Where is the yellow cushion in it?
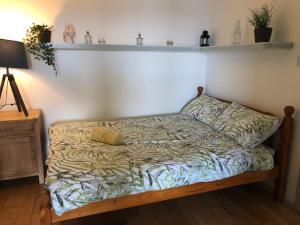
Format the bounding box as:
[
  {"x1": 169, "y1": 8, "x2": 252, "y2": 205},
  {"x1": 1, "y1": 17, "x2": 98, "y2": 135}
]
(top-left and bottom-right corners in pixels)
[{"x1": 91, "y1": 127, "x2": 124, "y2": 145}]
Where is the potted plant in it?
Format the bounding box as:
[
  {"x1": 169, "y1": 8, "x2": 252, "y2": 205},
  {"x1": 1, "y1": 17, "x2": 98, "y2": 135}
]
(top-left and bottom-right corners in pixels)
[
  {"x1": 248, "y1": 2, "x2": 275, "y2": 43},
  {"x1": 24, "y1": 23, "x2": 57, "y2": 75}
]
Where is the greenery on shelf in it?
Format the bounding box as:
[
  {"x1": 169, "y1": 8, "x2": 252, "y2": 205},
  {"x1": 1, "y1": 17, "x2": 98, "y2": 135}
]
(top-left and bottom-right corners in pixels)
[
  {"x1": 248, "y1": 2, "x2": 275, "y2": 28},
  {"x1": 24, "y1": 23, "x2": 57, "y2": 75}
]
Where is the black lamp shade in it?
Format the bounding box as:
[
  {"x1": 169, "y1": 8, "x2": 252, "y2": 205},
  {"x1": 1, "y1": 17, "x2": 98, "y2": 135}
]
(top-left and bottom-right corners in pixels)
[{"x1": 0, "y1": 39, "x2": 29, "y2": 69}]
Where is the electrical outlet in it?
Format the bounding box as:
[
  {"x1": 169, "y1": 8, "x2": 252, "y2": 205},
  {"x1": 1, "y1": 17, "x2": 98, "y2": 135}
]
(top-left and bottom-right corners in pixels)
[{"x1": 297, "y1": 55, "x2": 300, "y2": 67}]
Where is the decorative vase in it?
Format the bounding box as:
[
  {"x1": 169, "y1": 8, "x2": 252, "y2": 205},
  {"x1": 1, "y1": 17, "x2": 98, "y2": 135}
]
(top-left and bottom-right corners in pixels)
[
  {"x1": 254, "y1": 27, "x2": 272, "y2": 43},
  {"x1": 39, "y1": 29, "x2": 51, "y2": 43}
]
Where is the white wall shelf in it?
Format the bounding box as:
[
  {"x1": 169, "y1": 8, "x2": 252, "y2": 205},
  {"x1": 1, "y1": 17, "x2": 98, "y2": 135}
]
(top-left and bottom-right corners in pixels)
[
  {"x1": 52, "y1": 42, "x2": 294, "y2": 52},
  {"x1": 51, "y1": 43, "x2": 202, "y2": 52},
  {"x1": 204, "y1": 42, "x2": 294, "y2": 51}
]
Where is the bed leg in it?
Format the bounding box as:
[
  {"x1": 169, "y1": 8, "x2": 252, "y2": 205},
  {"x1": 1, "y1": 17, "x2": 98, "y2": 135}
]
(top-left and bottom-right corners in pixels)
[
  {"x1": 274, "y1": 174, "x2": 286, "y2": 203},
  {"x1": 40, "y1": 186, "x2": 53, "y2": 225},
  {"x1": 274, "y1": 106, "x2": 294, "y2": 203}
]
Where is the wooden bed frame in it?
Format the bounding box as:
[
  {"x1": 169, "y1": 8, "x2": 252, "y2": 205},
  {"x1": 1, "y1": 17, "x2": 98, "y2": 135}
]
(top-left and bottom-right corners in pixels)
[{"x1": 40, "y1": 86, "x2": 295, "y2": 225}]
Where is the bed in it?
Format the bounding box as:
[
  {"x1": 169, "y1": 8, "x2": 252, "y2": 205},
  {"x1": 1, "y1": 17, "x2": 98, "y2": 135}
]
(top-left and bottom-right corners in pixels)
[{"x1": 40, "y1": 87, "x2": 295, "y2": 225}]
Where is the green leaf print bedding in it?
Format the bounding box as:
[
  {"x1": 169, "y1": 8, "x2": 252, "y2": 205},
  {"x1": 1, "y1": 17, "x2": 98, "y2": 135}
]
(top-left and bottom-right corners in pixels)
[{"x1": 45, "y1": 114, "x2": 274, "y2": 215}]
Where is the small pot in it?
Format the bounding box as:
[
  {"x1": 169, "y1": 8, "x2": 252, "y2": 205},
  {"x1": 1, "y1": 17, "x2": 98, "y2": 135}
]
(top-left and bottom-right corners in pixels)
[
  {"x1": 254, "y1": 27, "x2": 272, "y2": 43},
  {"x1": 39, "y1": 29, "x2": 51, "y2": 43}
]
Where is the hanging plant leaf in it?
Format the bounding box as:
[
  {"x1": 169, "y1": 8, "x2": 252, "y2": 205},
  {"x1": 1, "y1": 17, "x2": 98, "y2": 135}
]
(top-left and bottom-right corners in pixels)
[{"x1": 23, "y1": 23, "x2": 58, "y2": 75}]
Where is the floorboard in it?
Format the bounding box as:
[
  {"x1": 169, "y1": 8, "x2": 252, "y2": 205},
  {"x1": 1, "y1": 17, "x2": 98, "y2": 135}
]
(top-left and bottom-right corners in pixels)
[
  {"x1": 1, "y1": 177, "x2": 300, "y2": 225},
  {"x1": 226, "y1": 187, "x2": 287, "y2": 225}
]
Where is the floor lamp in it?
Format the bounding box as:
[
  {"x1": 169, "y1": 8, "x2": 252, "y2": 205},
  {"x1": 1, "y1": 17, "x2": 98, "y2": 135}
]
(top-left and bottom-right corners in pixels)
[{"x1": 0, "y1": 39, "x2": 29, "y2": 116}]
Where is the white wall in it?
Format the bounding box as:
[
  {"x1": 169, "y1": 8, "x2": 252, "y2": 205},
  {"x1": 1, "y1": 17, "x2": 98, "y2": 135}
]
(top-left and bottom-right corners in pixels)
[
  {"x1": 2, "y1": 0, "x2": 300, "y2": 210},
  {"x1": 0, "y1": 0, "x2": 208, "y2": 128},
  {"x1": 207, "y1": 0, "x2": 300, "y2": 209}
]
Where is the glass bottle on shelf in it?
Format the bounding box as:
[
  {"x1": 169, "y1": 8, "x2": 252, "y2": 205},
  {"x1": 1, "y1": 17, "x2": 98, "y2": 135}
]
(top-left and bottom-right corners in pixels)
[
  {"x1": 233, "y1": 20, "x2": 242, "y2": 45},
  {"x1": 136, "y1": 33, "x2": 143, "y2": 45},
  {"x1": 84, "y1": 31, "x2": 89, "y2": 44},
  {"x1": 84, "y1": 31, "x2": 93, "y2": 44}
]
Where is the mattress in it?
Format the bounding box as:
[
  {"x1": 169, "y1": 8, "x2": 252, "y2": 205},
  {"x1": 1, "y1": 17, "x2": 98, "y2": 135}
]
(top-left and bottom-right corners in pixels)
[{"x1": 45, "y1": 114, "x2": 274, "y2": 215}]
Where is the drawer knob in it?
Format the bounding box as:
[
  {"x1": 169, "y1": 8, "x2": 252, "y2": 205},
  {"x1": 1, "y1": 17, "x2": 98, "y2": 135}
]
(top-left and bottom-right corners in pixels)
[{"x1": 31, "y1": 151, "x2": 36, "y2": 160}]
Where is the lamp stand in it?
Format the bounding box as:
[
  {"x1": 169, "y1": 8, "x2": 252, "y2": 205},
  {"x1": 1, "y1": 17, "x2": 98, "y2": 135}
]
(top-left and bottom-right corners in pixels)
[{"x1": 0, "y1": 68, "x2": 28, "y2": 116}]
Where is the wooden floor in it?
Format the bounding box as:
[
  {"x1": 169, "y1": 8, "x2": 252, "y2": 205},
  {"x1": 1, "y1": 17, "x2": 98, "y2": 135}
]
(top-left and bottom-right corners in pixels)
[{"x1": 1, "y1": 177, "x2": 300, "y2": 225}]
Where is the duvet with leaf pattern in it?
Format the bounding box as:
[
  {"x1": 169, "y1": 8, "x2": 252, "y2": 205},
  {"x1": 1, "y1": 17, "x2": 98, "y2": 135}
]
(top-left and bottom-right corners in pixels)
[{"x1": 45, "y1": 114, "x2": 274, "y2": 215}]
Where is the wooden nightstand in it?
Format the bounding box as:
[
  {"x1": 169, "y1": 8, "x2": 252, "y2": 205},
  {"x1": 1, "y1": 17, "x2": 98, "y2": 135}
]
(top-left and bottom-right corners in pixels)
[{"x1": 0, "y1": 109, "x2": 45, "y2": 183}]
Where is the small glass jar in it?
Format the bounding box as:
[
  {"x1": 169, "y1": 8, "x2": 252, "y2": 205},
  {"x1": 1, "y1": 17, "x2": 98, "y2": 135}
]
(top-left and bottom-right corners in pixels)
[
  {"x1": 98, "y1": 38, "x2": 106, "y2": 45},
  {"x1": 166, "y1": 40, "x2": 174, "y2": 46}
]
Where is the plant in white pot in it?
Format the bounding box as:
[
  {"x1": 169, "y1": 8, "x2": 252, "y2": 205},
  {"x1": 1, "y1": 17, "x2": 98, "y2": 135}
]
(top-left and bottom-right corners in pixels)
[{"x1": 248, "y1": 2, "x2": 275, "y2": 43}]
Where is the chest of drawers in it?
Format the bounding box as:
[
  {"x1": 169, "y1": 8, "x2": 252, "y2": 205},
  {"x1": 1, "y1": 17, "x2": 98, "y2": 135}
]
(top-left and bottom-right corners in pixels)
[{"x1": 0, "y1": 109, "x2": 45, "y2": 183}]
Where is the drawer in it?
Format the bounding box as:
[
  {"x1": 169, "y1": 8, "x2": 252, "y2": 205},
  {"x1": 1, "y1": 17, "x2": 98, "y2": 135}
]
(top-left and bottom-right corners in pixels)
[{"x1": 0, "y1": 121, "x2": 35, "y2": 137}]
